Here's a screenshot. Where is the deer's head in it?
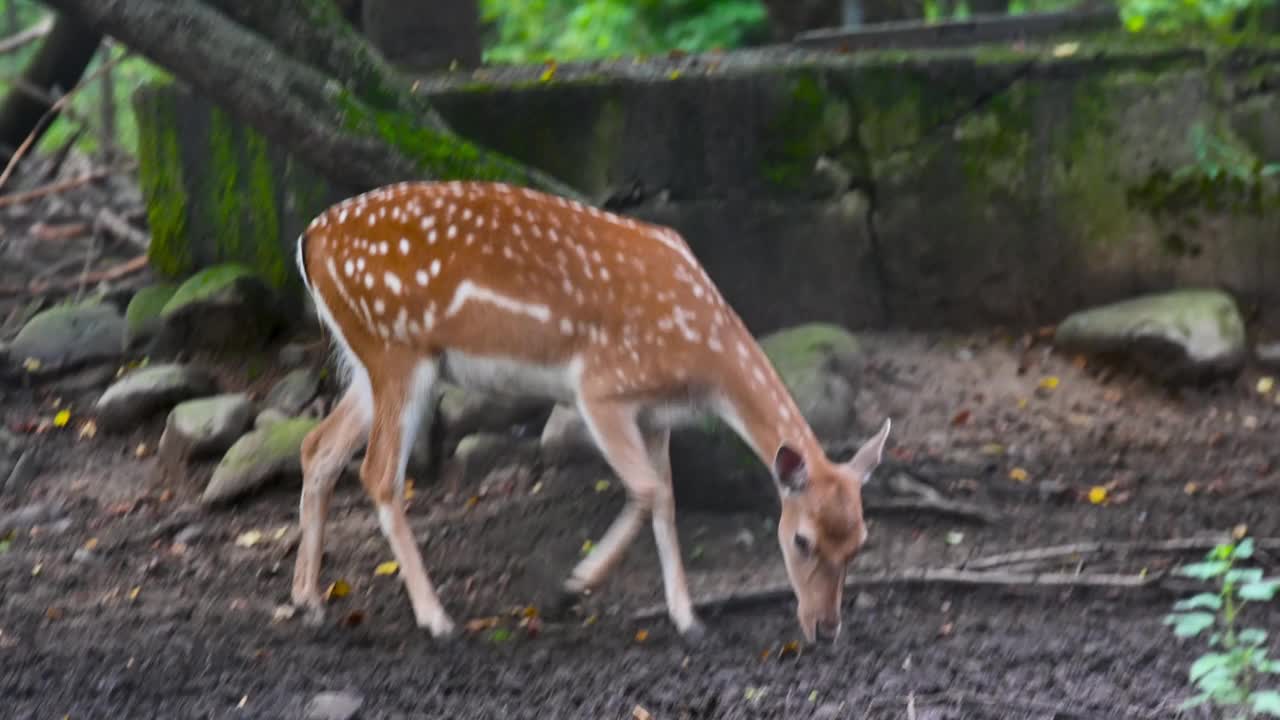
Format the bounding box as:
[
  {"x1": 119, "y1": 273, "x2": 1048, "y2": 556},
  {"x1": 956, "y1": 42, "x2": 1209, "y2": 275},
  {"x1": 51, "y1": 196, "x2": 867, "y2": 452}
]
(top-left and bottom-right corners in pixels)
[{"x1": 774, "y1": 419, "x2": 890, "y2": 644}]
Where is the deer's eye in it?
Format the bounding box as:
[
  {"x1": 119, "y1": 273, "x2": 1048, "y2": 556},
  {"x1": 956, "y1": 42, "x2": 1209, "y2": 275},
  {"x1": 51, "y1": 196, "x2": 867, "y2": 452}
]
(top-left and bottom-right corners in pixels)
[{"x1": 794, "y1": 533, "x2": 813, "y2": 557}]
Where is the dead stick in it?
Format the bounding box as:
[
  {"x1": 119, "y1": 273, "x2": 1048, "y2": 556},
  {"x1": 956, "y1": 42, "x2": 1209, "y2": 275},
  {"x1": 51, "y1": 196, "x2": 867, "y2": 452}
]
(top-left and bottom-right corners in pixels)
[
  {"x1": 962, "y1": 535, "x2": 1280, "y2": 571},
  {"x1": 864, "y1": 496, "x2": 998, "y2": 524},
  {"x1": 94, "y1": 207, "x2": 149, "y2": 250},
  {"x1": 0, "y1": 50, "x2": 130, "y2": 192},
  {"x1": 631, "y1": 567, "x2": 1169, "y2": 621},
  {"x1": 0, "y1": 16, "x2": 52, "y2": 55},
  {"x1": 0, "y1": 169, "x2": 110, "y2": 207},
  {"x1": 0, "y1": 254, "x2": 147, "y2": 297}
]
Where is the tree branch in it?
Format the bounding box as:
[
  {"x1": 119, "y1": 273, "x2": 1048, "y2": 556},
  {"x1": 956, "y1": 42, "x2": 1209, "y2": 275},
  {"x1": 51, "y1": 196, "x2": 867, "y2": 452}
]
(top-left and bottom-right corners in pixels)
[{"x1": 38, "y1": 0, "x2": 586, "y2": 201}]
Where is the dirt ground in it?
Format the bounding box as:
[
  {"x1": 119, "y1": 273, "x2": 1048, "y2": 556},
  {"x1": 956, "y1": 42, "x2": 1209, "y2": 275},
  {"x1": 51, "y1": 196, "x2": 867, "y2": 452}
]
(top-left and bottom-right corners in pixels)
[{"x1": 3, "y1": 319, "x2": 1280, "y2": 720}]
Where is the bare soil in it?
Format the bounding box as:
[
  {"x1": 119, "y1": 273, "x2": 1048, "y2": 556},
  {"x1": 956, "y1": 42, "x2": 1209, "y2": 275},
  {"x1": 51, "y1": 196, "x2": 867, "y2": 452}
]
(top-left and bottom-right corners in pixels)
[{"x1": 3, "y1": 321, "x2": 1279, "y2": 720}]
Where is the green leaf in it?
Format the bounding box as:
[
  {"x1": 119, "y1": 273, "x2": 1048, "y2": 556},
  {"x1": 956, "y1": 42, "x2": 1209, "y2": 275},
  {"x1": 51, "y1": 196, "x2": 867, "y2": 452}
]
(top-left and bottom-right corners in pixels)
[
  {"x1": 1254, "y1": 691, "x2": 1280, "y2": 716},
  {"x1": 1175, "y1": 593, "x2": 1223, "y2": 611},
  {"x1": 1226, "y1": 568, "x2": 1263, "y2": 585},
  {"x1": 1239, "y1": 580, "x2": 1279, "y2": 602},
  {"x1": 1234, "y1": 538, "x2": 1255, "y2": 559},
  {"x1": 1262, "y1": 164, "x2": 1280, "y2": 177},
  {"x1": 1167, "y1": 612, "x2": 1216, "y2": 638},
  {"x1": 1239, "y1": 628, "x2": 1268, "y2": 646},
  {"x1": 1190, "y1": 653, "x2": 1232, "y2": 682},
  {"x1": 1179, "y1": 560, "x2": 1231, "y2": 579}
]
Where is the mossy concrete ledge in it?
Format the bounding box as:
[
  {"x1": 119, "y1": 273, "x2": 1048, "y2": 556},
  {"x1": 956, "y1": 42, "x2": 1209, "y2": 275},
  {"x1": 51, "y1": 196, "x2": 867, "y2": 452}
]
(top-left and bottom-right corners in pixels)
[{"x1": 134, "y1": 44, "x2": 1280, "y2": 332}]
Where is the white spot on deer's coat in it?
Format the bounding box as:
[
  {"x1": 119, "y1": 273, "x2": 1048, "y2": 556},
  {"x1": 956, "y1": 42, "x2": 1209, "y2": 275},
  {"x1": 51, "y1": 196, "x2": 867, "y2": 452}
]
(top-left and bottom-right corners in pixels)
[
  {"x1": 384, "y1": 272, "x2": 402, "y2": 295},
  {"x1": 364, "y1": 274, "x2": 375, "y2": 289},
  {"x1": 560, "y1": 317, "x2": 574, "y2": 335},
  {"x1": 415, "y1": 270, "x2": 429, "y2": 286},
  {"x1": 430, "y1": 259, "x2": 441, "y2": 276},
  {"x1": 343, "y1": 260, "x2": 354, "y2": 277},
  {"x1": 399, "y1": 238, "x2": 411, "y2": 255}
]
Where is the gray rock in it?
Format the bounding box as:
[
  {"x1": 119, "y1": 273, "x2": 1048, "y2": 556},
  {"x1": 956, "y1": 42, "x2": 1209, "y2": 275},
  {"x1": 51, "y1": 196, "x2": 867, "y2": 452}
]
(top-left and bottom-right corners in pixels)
[
  {"x1": 71, "y1": 547, "x2": 99, "y2": 565},
  {"x1": 304, "y1": 691, "x2": 363, "y2": 720},
  {"x1": 437, "y1": 383, "x2": 552, "y2": 449},
  {"x1": 265, "y1": 368, "x2": 320, "y2": 416},
  {"x1": 154, "y1": 264, "x2": 280, "y2": 354},
  {"x1": 95, "y1": 364, "x2": 218, "y2": 433},
  {"x1": 1054, "y1": 289, "x2": 1246, "y2": 381},
  {"x1": 0, "y1": 502, "x2": 63, "y2": 536},
  {"x1": 124, "y1": 283, "x2": 178, "y2": 347},
  {"x1": 8, "y1": 301, "x2": 125, "y2": 374},
  {"x1": 278, "y1": 343, "x2": 308, "y2": 369},
  {"x1": 539, "y1": 404, "x2": 595, "y2": 459},
  {"x1": 158, "y1": 394, "x2": 254, "y2": 468},
  {"x1": 1255, "y1": 341, "x2": 1280, "y2": 371},
  {"x1": 255, "y1": 408, "x2": 291, "y2": 429},
  {"x1": 174, "y1": 523, "x2": 206, "y2": 546},
  {"x1": 201, "y1": 417, "x2": 319, "y2": 505}
]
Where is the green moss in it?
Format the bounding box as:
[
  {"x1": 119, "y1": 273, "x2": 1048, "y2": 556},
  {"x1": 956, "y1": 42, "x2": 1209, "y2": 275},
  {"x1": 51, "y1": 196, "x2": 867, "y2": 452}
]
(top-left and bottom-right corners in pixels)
[
  {"x1": 762, "y1": 70, "x2": 861, "y2": 190},
  {"x1": 161, "y1": 263, "x2": 261, "y2": 317},
  {"x1": 245, "y1": 131, "x2": 286, "y2": 288},
  {"x1": 209, "y1": 107, "x2": 245, "y2": 264},
  {"x1": 133, "y1": 82, "x2": 191, "y2": 278},
  {"x1": 124, "y1": 283, "x2": 178, "y2": 341}
]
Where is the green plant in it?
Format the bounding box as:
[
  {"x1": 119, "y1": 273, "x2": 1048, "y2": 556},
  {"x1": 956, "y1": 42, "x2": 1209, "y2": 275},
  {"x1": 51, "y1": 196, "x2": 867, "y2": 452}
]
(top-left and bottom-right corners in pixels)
[
  {"x1": 1164, "y1": 538, "x2": 1280, "y2": 718},
  {"x1": 478, "y1": 0, "x2": 768, "y2": 63},
  {"x1": 1119, "y1": 0, "x2": 1275, "y2": 43}
]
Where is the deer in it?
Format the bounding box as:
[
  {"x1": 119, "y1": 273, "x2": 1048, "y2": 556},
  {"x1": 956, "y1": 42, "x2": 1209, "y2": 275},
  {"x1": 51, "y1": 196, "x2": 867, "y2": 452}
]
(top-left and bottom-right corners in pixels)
[{"x1": 290, "y1": 180, "x2": 892, "y2": 645}]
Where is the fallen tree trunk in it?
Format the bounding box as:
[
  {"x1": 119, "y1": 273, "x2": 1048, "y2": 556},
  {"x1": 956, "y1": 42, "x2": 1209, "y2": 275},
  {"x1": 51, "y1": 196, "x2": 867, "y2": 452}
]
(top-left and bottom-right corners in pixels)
[{"x1": 38, "y1": 0, "x2": 586, "y2": 201}]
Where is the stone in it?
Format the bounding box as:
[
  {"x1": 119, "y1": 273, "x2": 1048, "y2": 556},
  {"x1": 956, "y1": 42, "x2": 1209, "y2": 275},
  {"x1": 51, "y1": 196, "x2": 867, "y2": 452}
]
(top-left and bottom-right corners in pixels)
[
  {"x1": 255, "y1": 408, "x2": 291, "y2": 429},
  {"x1": 1054, "y1": 289, "x2": 1246, "y2": 381},
  {"x1": 437, "y1": 384, "x2": 552, "y2": 448},
  {"x1": 539, "y1": 404, "x2": 595, "y2": 460},
  {"x1": 124, "y1": 283, "x2": 177, "y2": 347},
  {"x1": 1255, "y1": 341, "x2": 1280, "y2": 371},
  {"x1": 158, "y1": 394, "x2": 255, "y2": 469},
  {"x1": 94, "y1": 364, "x2": 218, "y2": 433},
  {"x1": 304, "y1": 691, "x2": 363, "y2": 720},
  {"x1": 264, "y1": 368, "x2": 320, "y2": 416},
  {"x1": 202, "y1": 417, "x2": 319, "y2": 504},
  {"x1": 0, "y1": 502, "x2": 63, "y2": 536},
  {"x1": 174, "y1": 523, "x2": 206, "y2": 546},
  {"x1": 7, "y1": 301, "x2": 125, "y2": 374},
  {"x1": 155, "y1": 264, "x2": 281, "y2": 353},
  {"x1": 278, "y1": 343, "x2": 308, "y2": 369}
]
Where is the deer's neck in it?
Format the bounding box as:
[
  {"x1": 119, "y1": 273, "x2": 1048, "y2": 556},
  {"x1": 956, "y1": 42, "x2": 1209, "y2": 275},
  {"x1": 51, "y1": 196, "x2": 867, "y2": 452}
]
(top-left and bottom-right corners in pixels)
[{"x1": 713, "y1": 336, "x2": 823, "y2": 471}]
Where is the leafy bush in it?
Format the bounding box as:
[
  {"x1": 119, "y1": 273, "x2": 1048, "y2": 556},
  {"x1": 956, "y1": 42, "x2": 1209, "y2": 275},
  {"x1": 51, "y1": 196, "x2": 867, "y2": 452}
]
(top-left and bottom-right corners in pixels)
[
  {"x1": 479, "y1": 0, "x2": 769, "y2": 63},
  {"x1": 1165, "y1": 538, "x2": 1280, "y2": 718}
]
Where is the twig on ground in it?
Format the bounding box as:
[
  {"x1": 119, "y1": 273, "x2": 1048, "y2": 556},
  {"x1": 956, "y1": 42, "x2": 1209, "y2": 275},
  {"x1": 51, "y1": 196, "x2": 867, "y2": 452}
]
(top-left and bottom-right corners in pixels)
[
  {"x1": 961, "y1": 535, "x2": 1280, "y2": 571},
  {"x1": 631, "y1": 567, "x2": 1169, "y2": 621},
  {"x1": 864, "y1": 496, "x2": 998, "y2": 524},
  {"x1": 0, "y1": 16, "x2": 53, "y2": 55},
  {"x1": 0, "y1": 168, "x2": 111, "y2": 207},
  {"x1": 94, "y1": 206, "x2": 149, "y2": 250},
  {"x1": 0, "y1": 254, "x2": 147, "y2": 297},
  {"x1": 29, "y1": 220, "x2": 89, "y2": 241},
  {"x1": 869, "y1": 690, "x2": 1161, "y2": 720}
]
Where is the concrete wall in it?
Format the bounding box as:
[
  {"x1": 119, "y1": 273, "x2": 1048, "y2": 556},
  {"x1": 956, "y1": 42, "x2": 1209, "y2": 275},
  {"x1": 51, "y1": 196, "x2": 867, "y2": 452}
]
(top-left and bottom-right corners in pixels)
[{"x1": 134, "y1": 43, "x2": 1280, "y2": 333}]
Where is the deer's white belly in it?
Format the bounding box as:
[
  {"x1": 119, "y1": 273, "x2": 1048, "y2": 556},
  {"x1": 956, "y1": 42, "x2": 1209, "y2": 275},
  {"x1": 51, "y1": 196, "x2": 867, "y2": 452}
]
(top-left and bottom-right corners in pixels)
[{"x1": 439, "y1": 350, "x2": 580, "y2": 405}]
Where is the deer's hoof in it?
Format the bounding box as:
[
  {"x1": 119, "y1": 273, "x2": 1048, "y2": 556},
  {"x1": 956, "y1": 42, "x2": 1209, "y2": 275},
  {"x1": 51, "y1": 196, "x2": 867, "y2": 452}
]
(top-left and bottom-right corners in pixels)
[{"x1": 678, "y1": 617, "x2": 708, "y2": 646}]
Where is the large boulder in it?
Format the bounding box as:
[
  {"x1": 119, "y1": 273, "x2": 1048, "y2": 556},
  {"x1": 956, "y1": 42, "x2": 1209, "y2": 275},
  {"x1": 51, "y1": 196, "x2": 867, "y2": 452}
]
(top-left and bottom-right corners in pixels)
[
  {"x1": 158, "y1": 393, "x2": 255, "y2": 474},
  {"x1": 95, "y1": 364, "x2": 218, "y2": 432},
  {"x1": 1054, "y1": 289, "x2": 1246, "y2": 381},
  {"x1": 263, "y1": 368, "x2": 320, "y2": 416},
  {"x1": 154, "y1": 264, "x2": 281, "y2": 354},
  {"x1": 201, "y1": 417, "x2": 318, "y2": 504},
  {"x1": 6, "y1": 301, "x2": 126, "y2": 374}
]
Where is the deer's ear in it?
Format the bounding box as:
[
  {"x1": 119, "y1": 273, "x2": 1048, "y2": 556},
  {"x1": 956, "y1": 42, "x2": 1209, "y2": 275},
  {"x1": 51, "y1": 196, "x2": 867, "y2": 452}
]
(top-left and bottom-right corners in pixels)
[
  {"x1": 847, "y1": 418, "x2": 891, "y2": 485},
  {"x1": 773, "y1": 444, "x2": 808, "y2": 493}
]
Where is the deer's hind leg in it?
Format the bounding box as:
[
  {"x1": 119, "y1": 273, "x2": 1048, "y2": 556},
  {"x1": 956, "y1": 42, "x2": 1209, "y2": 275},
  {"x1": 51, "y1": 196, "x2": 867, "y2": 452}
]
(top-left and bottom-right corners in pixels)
[{"x1": 292, "y1": 380, "x2": 372, "y2": 624}]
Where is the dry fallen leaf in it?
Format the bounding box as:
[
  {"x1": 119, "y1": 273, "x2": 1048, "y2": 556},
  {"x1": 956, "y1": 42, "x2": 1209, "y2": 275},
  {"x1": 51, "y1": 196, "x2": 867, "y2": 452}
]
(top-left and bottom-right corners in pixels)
[
  {"x1": 1257, "y1": 377, "x2": 1275, "y2": 394},
  {"x1": 1233, "y1": 524, "x2": 1249, "y2": 540},
  {"x1": 324, "y1": 579, "x2": 351, "y2": 600},
  {"x1": 633, "y1": 705, "x2": 653, "y2": 720},
  {"x1": 374, "y1": 560, "x2": 400, "y2": 576},
  {"x1": 46, "y1": 607, "x2": 64, "y2": 621},
  {"x1": 22, "y1": 357, "x2": 41, "y2": 372},
  {"x1": 777, "y1": 640, "x2": 802, "y2": 660},
  {"x1": 594, "y1": 479, "x2": 611, "y2": 493},
  {"x1": 1008, "y1": 467, "x2": 1029, "y2": 483},
  {"x1": 83, "y1": 537, "x2": 99, "y2": 551},
  {"x1": 339, "y1": 609, "x2": 366, "y2": 628},
  {"x1": 1184, "y1": 482, "x2": 1199, "y2": 495},
  {"x1": 634, "y1": 629, "x2": 649, "y2": 643},
  {"x1": 951, "y1": 409, "x2": 971, "y2": 426},
  {"x1": 134, "y1": 443, "x2": 150, "y2": 459},
  {"x1": 1088, "y1": 486, "x2": 1108, "y2": 505},
  {"x1": 1052, "y1": 41, "x2": 1079, "y2": 57},
  {"x1": 128, "y1": 586, "x2": 141, "y2": 602},
  {"x1": 581, "y1": 539, "x2": 595, "y2": 556},
  {"x1": 980, "y1": 443, "x2": 1005, "y2": 456},
  {"x1": 1038, "y1": 376, "x2": 1059, "y2": 391},
  {"x1": 272, "y1": 605, "x2": 296, "y2": 623},
  {"x1": 235, "y1": 530, "x2": 263, "y2": 548},
  {"x1": 53, "y1": 409, "x2": 71, "y2": 428},
  {"x1": 465, "y1": 616, "x2": 500, "y2": 633}
]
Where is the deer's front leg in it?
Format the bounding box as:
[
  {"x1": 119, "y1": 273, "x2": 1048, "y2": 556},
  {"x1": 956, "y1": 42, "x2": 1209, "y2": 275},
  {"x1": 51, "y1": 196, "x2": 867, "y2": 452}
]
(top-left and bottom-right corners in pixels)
[
  {"x1": 292, "y1": 385, "x2": 371, "y2": 624},
  {"x1": 570, "y1": 400, "x2": 702, "y2": 638}
]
